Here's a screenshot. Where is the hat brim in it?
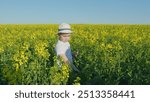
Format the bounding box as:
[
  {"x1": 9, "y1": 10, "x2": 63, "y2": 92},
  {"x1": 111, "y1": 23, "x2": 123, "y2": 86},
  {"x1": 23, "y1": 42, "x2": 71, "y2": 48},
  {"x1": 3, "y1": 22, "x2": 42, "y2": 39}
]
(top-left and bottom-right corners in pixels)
[{"x1": 58, "y1": 30, "x2": 72, "y2": 34}]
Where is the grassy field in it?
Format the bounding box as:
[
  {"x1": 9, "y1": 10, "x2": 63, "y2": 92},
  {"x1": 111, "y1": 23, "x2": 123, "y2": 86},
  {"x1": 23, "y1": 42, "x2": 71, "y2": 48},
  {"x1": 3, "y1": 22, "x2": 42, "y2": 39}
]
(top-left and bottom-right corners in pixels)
[{"x1": 0, "y1": 24, "x2": 150, "y2": 85}]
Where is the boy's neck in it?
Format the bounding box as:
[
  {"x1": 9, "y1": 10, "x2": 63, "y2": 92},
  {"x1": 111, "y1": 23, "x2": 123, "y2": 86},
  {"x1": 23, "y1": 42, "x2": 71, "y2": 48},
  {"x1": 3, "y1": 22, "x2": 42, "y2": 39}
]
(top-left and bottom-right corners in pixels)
[{"x1": 59, "y1": 39, "x2": 68, "y2": 43}]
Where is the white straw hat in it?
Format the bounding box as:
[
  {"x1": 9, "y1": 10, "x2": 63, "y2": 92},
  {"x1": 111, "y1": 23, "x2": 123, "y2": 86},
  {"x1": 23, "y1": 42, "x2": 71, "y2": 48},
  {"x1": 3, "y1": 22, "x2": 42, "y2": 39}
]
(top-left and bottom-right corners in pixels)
[{"x1": 58, "y1": 23, "x2": 72, "y2": 34}]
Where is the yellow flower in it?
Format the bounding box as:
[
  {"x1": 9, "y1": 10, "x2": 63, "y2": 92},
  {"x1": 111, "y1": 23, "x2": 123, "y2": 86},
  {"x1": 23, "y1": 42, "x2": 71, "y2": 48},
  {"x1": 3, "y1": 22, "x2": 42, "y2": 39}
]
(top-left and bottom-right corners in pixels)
[
  {"x1": 107, "y1": 44, "x2": 113, "y2": 49},
  {"x1": 22, "y1": 43, "x2": 29, "y2": 50},
  {"x1": 0, "y1": 47, "x2": 4, "y2": 53},
  {"x1": 13, "y1": 63, "x2": 19, "y2": 71},
  {"x1": 19, "y1": 60, "x2": 23, "y2": 66}
]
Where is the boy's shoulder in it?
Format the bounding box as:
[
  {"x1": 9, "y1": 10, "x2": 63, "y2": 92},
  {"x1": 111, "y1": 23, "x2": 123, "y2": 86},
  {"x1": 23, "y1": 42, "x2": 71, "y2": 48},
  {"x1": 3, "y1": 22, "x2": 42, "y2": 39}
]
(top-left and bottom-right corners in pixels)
[
  {"x1": 55, "y1": 40, "x2": 70, "y2": 51},
  {"x1": 56, "y1": 40, "x2": 63, "y2": 46}
]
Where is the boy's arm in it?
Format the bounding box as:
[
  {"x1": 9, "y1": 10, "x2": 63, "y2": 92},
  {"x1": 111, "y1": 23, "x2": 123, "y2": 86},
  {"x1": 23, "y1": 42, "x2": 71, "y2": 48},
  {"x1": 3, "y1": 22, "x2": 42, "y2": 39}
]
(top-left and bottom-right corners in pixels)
[
  {"x1": 59, "y1": 54, "x2": 80, "y2": 72},
  {"x1": 59, "y1": 54, "x2": 68, "y2": 63}
]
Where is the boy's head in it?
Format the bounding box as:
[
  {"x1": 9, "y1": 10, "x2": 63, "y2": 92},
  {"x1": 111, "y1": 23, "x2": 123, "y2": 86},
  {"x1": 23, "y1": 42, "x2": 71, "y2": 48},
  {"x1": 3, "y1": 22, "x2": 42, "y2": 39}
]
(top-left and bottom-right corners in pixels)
[{"x1": 58, "y1": 23, "x2": 72, "y2": 42}]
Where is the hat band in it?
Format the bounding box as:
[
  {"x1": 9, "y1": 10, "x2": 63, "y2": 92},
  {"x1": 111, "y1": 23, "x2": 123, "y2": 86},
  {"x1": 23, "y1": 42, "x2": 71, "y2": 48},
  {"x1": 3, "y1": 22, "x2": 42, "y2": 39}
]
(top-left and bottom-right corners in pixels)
[{"x1": 58, "y1": 28, "x2": 71, "y2": 31}]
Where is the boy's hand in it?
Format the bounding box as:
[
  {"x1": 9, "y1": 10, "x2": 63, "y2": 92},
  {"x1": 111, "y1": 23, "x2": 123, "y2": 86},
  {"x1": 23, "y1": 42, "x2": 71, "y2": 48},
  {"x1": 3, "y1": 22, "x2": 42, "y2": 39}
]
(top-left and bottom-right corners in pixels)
[
  {"x1": 73, "y1": 51, "x2": 79, "y2": 58},
  {"x1": 59, "y1": 54, "x2": 80, "y2": 72},
  {"x1": 59, "y1": 54, "x2": 68, "y2": 63}
]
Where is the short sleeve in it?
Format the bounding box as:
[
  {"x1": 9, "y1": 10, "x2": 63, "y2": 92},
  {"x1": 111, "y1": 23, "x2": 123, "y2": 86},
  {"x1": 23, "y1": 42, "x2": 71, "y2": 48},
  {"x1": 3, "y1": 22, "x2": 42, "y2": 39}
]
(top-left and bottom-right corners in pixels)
[{"x1": 55, "y1": 43, "x2": 66, "y2": 56}]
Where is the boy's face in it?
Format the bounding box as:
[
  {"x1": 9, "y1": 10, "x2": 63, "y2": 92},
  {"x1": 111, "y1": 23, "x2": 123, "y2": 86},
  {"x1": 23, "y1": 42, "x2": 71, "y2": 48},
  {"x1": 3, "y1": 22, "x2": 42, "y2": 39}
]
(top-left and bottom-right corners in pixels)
[{"x1": 59, "y1": 33, "x2": 71, "y2": 42}]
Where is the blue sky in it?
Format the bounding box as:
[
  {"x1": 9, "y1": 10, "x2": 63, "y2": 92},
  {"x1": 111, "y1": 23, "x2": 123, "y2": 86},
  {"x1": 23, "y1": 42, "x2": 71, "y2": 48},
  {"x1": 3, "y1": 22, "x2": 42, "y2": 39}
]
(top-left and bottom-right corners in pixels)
[{"x1": 0, "y1": 0, "x2": 150, "y2": 24}]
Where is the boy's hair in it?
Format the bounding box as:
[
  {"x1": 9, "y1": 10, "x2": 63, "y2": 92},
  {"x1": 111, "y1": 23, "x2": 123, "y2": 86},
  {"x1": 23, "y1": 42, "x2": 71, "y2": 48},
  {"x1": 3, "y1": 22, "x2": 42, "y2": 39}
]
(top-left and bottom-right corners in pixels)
[
  {"x1": 58, "y1": 33, "x2": 70, "y2": 36},
  {"x1": 58, "y1": 33, "x2": 62, "y2": 36}
]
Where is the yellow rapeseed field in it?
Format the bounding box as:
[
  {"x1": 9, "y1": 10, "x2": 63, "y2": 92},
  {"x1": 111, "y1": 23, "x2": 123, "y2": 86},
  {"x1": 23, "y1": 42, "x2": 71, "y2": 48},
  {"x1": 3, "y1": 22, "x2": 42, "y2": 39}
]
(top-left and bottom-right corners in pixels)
[{"x1": 0, "y1": 24, "x2": 150, "y2": 85}]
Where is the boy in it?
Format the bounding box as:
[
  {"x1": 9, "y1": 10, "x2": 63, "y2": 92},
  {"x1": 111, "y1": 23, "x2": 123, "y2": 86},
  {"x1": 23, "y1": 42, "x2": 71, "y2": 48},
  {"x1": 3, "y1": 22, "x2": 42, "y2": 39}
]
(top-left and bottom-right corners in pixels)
[{"x1": 55, "y1": 23, "x2": 79, "y2": 72}]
